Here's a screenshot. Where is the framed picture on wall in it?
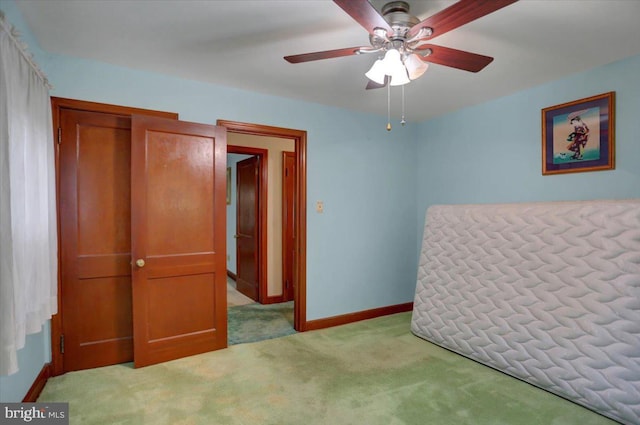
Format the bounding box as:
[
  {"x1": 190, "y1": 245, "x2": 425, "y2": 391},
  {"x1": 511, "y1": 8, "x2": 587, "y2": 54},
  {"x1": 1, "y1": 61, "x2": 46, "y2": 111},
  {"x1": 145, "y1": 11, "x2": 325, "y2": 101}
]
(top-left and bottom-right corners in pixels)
[
  {"x1": 541, "y1": 91, "x2": 615, "y2": 175},
  {"x1": 226, "y1": 167, "x2": 231, "y2": 204}
]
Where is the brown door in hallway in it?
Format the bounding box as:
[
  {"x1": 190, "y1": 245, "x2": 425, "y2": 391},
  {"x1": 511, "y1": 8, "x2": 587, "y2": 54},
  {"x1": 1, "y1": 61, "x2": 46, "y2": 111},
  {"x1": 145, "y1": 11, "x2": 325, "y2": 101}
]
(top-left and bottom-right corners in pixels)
[
  {"x1": 282, "y1": 151, "x2": 296, "y2": 302},
  {"x1": 131, "y1": 115, "x2": 228, "y2": 367},
  {"x1": 58, "y1": 109, "x2": 134, "y2": 372},
  {"x1": 235, "y1": 156, "x2": 260, "y2": 301}
]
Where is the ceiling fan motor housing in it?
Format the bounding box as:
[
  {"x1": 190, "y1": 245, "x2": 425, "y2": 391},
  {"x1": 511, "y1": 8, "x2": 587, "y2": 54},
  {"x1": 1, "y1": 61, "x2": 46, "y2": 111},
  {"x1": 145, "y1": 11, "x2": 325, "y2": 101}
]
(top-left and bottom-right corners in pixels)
[
  {"x1": 369, "y1": 1, "x2": 431, "y2": 57},
  {"x1": 382, "y1": 1, "x2": 420, "y2": 40}
]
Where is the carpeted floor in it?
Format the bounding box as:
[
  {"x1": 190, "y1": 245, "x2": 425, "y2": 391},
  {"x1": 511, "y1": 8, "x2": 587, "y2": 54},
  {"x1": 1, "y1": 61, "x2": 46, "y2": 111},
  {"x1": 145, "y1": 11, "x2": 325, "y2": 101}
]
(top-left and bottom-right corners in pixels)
[
  {"x1": 226, "y1": 277, "x2": 254, "y2": 307},
  {"x1": 38, "y1": 312, "x2": 617, "y2": 425},
  {"x1": 226, "y1": 276, "x2": 295, "y2": 345},
  {"x1": 227, "y1": 301, "x2": 296, "y2": 345}
]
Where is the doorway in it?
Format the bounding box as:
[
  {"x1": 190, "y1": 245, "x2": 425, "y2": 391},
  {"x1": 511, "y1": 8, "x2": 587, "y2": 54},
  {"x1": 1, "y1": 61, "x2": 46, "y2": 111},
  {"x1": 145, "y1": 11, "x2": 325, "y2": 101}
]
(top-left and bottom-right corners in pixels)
[
  {"x1": 219, "y1": 120, "x2": 307, "y2": 332},
  {"x1": 226, "y1": 148, "x2": 267, "y2": 303}
]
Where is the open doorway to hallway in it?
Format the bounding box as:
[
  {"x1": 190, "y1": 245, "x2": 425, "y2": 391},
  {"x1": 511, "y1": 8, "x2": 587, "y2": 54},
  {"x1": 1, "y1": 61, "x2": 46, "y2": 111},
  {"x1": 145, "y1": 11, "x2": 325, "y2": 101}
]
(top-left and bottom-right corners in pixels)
[
  {"x1": 225, "y1": 144, "x2": 294, "y2": 344},
  {"x1": 219, "y1": 120, "x2": 307, "y2": 333}
]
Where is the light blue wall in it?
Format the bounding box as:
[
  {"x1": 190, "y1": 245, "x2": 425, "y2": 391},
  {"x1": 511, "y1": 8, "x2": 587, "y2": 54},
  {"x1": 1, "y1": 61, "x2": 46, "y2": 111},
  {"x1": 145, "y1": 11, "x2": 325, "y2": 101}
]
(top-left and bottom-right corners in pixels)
[
  {"x1": 415, "y1": 53, "x2": 640, "y2": 241},
  {"x1": 0, "y1": 0, "x2": 47, "y2": 65},
  {"x1": 0, "y1": 328, "x2": 50, "y2": 402}
]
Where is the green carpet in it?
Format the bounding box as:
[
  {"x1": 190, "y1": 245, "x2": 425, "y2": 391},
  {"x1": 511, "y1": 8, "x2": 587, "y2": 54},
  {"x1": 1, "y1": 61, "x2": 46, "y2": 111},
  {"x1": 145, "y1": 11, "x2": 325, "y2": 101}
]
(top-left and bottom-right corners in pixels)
[
  {"x1": 228, "y1": 301, "x2": 296, "y2": 345},
  {"x1": 38, "y1": 312, "x2": 617, "y2": 425}
]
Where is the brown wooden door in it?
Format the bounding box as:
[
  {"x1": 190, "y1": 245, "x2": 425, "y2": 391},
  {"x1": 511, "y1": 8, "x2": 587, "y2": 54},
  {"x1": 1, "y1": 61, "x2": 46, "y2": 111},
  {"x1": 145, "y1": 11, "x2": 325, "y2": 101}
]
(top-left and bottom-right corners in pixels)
[
  {"x1": 58, "y1": 109, "x2": 133, "y2": 372},
  {"x1": 235, "y1": 156, "x2": 260, "y2": 301},
  {"x1": 282, "y1": 151, "x2": 296, "y2": 302},
  {"x1": 131, "y1": 115, "x2": 227, "y2": 367}
]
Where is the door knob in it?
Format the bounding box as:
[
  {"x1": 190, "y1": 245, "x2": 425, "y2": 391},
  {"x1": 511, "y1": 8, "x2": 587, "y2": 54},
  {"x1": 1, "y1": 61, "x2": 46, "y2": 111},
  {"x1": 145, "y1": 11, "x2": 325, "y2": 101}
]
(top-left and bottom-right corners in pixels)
[{"x1": 135, "y1": 259, "x2": 145, "y2": 268}]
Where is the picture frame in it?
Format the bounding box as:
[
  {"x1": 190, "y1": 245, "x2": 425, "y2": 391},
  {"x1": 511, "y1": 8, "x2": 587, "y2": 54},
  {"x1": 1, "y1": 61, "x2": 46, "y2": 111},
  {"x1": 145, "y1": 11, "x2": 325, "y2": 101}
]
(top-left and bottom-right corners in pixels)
[
  {"x1": 226, "y1": 167, "x2": 231, "y2": 205},
  {"x1": 541, "y1": 91, "x2": 615, "y2": 175}
]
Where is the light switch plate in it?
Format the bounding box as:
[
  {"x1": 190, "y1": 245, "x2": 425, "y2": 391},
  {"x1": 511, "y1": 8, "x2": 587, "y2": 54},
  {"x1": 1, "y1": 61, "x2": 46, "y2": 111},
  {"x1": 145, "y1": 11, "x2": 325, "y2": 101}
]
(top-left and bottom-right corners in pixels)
[{"x1": 316, "y1": 201, "x2": 324, "y2": 213}]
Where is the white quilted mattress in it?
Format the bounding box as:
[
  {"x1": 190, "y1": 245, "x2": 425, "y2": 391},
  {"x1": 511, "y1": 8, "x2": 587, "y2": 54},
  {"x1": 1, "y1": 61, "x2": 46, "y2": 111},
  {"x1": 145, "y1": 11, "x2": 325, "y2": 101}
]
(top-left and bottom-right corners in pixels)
[{"x1": 411, "y1": 200, "x2": 640, "y2": 425}]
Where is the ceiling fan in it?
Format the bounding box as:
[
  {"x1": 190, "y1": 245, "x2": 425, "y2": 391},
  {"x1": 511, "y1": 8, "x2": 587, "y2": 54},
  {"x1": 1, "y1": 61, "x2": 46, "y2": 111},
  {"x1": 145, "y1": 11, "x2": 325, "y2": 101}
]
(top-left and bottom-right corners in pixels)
[{"x1": 284, "y1": 0, "x2": 519, "y2": 89}]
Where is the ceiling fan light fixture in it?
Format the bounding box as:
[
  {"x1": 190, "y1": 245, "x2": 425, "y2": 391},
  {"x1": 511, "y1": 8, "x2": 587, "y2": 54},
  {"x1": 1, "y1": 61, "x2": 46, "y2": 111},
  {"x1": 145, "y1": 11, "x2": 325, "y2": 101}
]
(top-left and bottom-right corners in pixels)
[
  {"x1": 404, "y1": 53, "x2": 429, "y2": 80},
  {"x1": 383, "y1": 49, "x2": 410, "y2": 86},
  {"x1": 366, "y1": 48, "x2": 405, "y2": 84},
  {"x1": 389, "y1": 67, "x2": 410, "y2": 86},
  {"x1": 365, "y1": 58, "x2": 387, "y2": 84},
  {"x1": 381, "y1": 48, "x2": 402, "y2": 71}
]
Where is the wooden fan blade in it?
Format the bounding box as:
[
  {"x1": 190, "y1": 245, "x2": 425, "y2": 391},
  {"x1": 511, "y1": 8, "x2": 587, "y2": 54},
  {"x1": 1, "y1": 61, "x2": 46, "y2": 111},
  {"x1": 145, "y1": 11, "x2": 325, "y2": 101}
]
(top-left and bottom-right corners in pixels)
[
  {"x1": 284, "y1": 47, "x2": 364, "y2": 64},
  {"x1": 365, "y1": 76, "x2": 389, "y2": 90},
  {"x1": 408, "y1": 0, "x2": 518, "y2": 39},
  {"x1": 416, "y1": 44, "x2": 494, "y2": 73},
  {"x1": 333, "y1": 0, "x2": 393, "y2": 34}
]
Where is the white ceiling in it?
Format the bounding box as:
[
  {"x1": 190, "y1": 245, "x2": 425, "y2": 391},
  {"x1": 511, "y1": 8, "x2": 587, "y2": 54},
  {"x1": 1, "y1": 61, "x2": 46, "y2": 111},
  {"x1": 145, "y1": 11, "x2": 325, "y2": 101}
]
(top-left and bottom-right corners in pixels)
[{"x1": 15, "y1": 0, "x2": 640, "y2": 122}]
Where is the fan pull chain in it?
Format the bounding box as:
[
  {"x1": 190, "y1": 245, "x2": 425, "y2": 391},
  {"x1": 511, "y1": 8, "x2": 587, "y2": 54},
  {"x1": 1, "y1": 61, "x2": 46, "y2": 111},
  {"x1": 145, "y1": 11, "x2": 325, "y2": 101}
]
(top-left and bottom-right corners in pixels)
[
  {"x1": 386, "y1": 82, "x2": 391, "y2": 131},
  {"x1": 401, "y1": 85, "x2": 406, "y2": 126}
]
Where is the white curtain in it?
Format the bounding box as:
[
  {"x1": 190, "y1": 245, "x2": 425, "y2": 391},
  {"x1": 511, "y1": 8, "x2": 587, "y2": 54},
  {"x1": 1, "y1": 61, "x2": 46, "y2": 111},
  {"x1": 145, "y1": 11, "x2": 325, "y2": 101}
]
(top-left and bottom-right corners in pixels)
[{"x1": 0, "y1": 13, "x2": 58, "y2": 376}]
